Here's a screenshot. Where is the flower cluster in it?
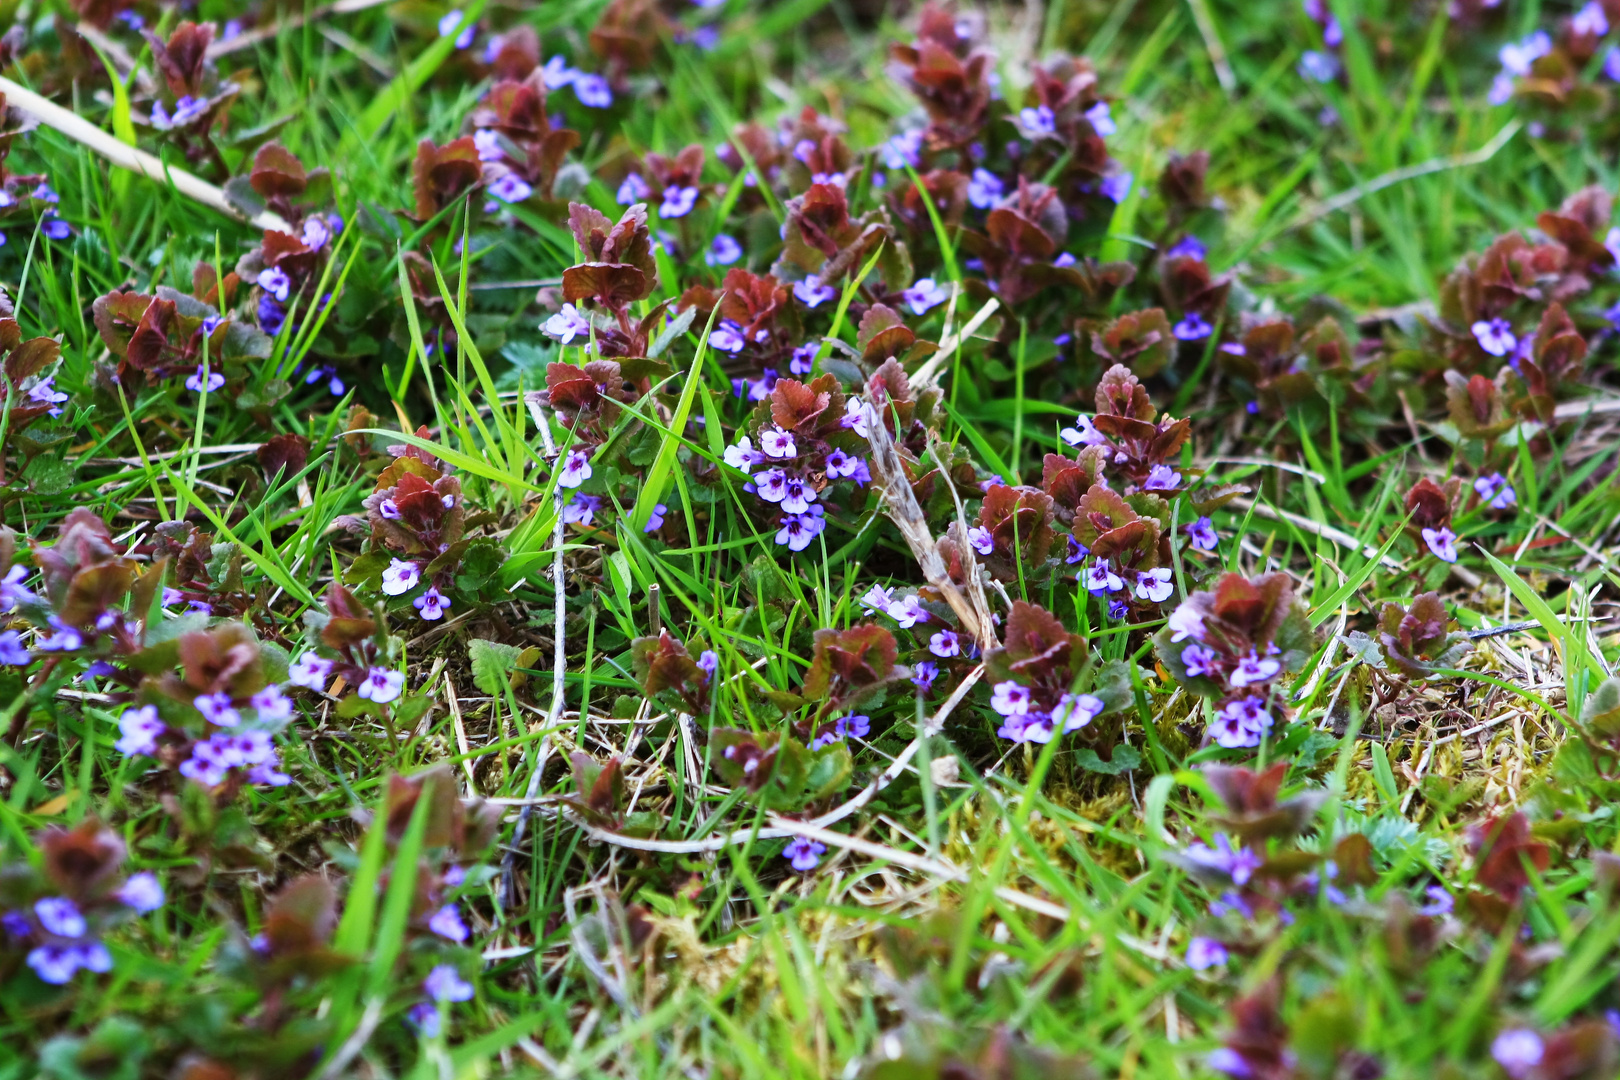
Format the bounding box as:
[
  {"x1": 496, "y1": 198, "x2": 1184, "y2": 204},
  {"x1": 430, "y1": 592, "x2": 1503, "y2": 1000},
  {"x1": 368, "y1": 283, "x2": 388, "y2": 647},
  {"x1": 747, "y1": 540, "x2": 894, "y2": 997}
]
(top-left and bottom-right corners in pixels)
[
  {"x1": 1157, "y1": 573, "x2": 1313, "y2": 751},
  {"x1": 286, "y1": 583, "x2": 408, "y2": 707},
  {"x1": 348, "y1": 430, "x2": 467, "y2": 622},
  {"x1": 981, "y1": 602, "x2": 1111, "y2": 744}
]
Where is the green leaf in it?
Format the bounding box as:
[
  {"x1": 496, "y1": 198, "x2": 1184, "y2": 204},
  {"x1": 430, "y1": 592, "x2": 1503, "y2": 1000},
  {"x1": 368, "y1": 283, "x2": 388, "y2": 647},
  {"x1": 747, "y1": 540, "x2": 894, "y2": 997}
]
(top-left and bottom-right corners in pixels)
[
  {"x1": 1073, "y1": 745, "x2": 1142, "y2": 775},
  {"x1": 469, "y1": 638, "x2": 523, "y2": 697}
]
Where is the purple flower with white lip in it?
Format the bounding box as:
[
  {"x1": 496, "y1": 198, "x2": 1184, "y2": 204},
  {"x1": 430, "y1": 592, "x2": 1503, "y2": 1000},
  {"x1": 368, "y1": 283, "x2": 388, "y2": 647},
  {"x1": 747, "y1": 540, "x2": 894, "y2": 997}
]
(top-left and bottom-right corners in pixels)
[
  {"x1": 784, "y1": 837, "x2": 826, "y2": 871},
  {"x1": 185, "y1": 365, "x2": 225, "y2": 393},
  {"x1": 723, "y1": 437, "x2": 762, "y2": 474},
  {"x1": 1018, "y1": 104, "x2": 1056, "y2": 138},
  {"x1": 708, "y1": 320, "x2": 747, "y2": 353},
  {"x1": 1060, "y1": 414, "x2": 1109, "y2": 446},
  {"x1": 861, "y1": 584, "x2": 896, "y2": 615},
  {"x1": 824, "y1": 449, "x2": 866, "y2": 481},
  {"x1": 990, "y1": 680, "x2": 1033, "y2": 717},
  {"x1": 414, "y1": 587, "x2": 450, "y2": 621},
  {"x1": 381, "y1": 558, "x2": 421, "y2": 596},
  {"x1": 902, "y1": 278, "x2": 948, "y2": 315},
  {"x1": 705, "y1": 234, "x2": 742, "y2": 267},
  {"x1": 912, "y1": 660, "x2": 939, "y2": 692},
  {"x1": 288, "y1": 652, "x2": 333, "y2": 689},
  {"x1": 1000, "y1": 710, "x2": 1057, "y2": 744},
  {"x1": 794, "y1": 275, "x2": 836, "y2": 308},
  {"x1": 194, "y1": 692, "x2": 241, "y2": 728},
  {"x1": 929, "y1": 629, "x2": 962, "y2": 658},
  {"x1": 1422, "y1": 526, "x2": 1458, "y2": 563},
  {"x1": 358, "y1": 667, "x2": 405, "y2": 704},
  {"x1": 257, "y1": 267, "x2": 291, "y2": 303},
  {"x1": 1185, "y1": 937, "x2": 1228, "y2": 970},
  {"x1": 1471, "y1": 318, "x2": 1515, "y2": 357},
  {"x1": 1298, "y1": 49, "x2": 1340, "y2": 82},
  {"x1": 1182, "y1": 644, "x2": 1219, "y2": 678},
  {"x1": 1210, "y1": 696, "x2": 1272, "y2": 749},
  {"x1": 557, "y1": 449, "x2": 592, "y2": 488},
  {"x1": 1229, "y1": 650, "x2": 1281, "y2": 687},
  {"x1": 1135, "y1": 567, "x2": 1174, "y2": 603},
  {"x1": 542, "y1": 55, "x2": 579, "y2": 90},
  {"x1": 474, "y1": 129, "x2": 503, "y2": 162},
  {"x1": 36, "y1": 897, "x2": 86, "y2": 938},
  {"x1": 1491, "y1": 1030, "x2": 1544, "y2": 1079},
  {"x1": 754, "y1": 469, "x2": 789, "y2": 503},
  {"x1": 1187, "y1": 517, "x2": 1219, "y2": 552},
  {"x1": 659, "y1": 185, "x2": 699, "y2": 218},
  {"x1": 1144, "y1": 464, "x2": 1182, "y2": 491},
  {"x1": 1167, "y1": 235, "x2": 1207, "y2": 260},
  {"x1": 759, "y1": 427, "x2": 796, "y2": 459},
  {"x1": 889, "y1": 595, "x2": 929, "y2": 629},
  {"x1": 573, "y1": 73, "x2": 614, "y2": 108},
  {"x1": 425, "y1": 964, "x2": 475, "y2": 1004},
  {"x1": 487, "y1": 174, "x2": 532, "y2": 203},
  {"x1": 616, "y1": 172, "x2": 650, "y2": 205},
  {"x1": 27, "y1": 376, "x2": 70, "y2": 416},
  {"x1": 1474, "y1": 473, "x2": 1516, "y2": 510},
  {"x1": 779, "y1": 476, "x2": 816, "y2": 515},
  {"x1": 0, "y1": 630, "x2": 28, "y2": 666},
  {"x1": 28, "y1": 942, "x2": 111, "y2": 984},
  {"x1": 429, "y1": 903, "x2": 470, "y2": 942},
  {"x1": 775, "y1": 509, "x2": 826, "y2": 552},
  {"x1": 544, "y1": 303, "x2": 590, "y2": 344},
  {"x1": 1173, "y1": 312, "x2": 1212, "y2": 341},
  {"x1": 967, "y1": 168, "x2": 1004, "y2": 209},
  {"x1": 1053, "y1": 692, "x2": 1104, "y2": 732},
  {"x1": 790, "y1": 343, "x2": 817, "y2": 375},
  {"x1": 117, "y1": 872, "x2": 165, "y2": 913},
  {"x1": 1083, "y1": 561, "x2": 1124, "y2": 595},
  {"x1": 967, "y1": 526, "x2": 995, "y2": 556},
  {"x1": 1084, "y1": 101, "x2": 1115, "y2": 136},
  {"x1": 250, "y1": 686, "x2": 293, "y2": 724}
]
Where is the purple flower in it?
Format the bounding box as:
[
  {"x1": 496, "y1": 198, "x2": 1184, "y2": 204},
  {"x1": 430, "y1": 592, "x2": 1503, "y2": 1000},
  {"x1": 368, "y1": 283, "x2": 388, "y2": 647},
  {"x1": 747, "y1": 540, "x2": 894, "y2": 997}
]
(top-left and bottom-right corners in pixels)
[
  {"x1": 542, "y1": 55, "x2": 579, "y2": 90},
  {"x1": 425, "y1": 964, "x2": 475, "y2": 1002},
  {"x1": 1135, "y1": 567, "x2": 1174, "y2": 603},
  {"x1": 616, "y1": 172, "x2": 650, "y2": 205},
  {"x1": 358, "y1": 667, "x2": 405, "y2": 704},
  {"x1": 381, "y1": 558, "x2": 421, "y2": 597},
  {"x1": 754, "y1": 468, "x2": 789, "y2": 503},
  {"x1": 0, "y1": 564, "x2": 33, "y2": 612},
  {"x1": 557, "y1": 448, "x2": 593, "y2": 488},
  {"x1": 659, "y1": 185, "x2": 699, "y2": 218},
  {"x1": 288, "y1": 652, "x2": 333, "y2": 690},
  {"x1": 1099, "y1": 172, "x2": 1133, "y2": 203},
  {"x1": 414, "y1": 586, "x2": 450, "y2": 621},
  {"x1": 38, "y1": 620, "x2": 84, "y2": 652},
  {"x1": 780, "y1": 476, "x2": 816, "y2": 515},
  {"x1": 1173, "y1": 312, "x2": 1213, "y2": 341},
  {"x1": 1185, "y1": 936, "x2": 1228, "y2": 970},
  {"x1": 1474, "y1": 473, "x2": 1516, "y2": 510},
  {"x1": 1471, "y1": 318, "x2": 1516, "y2": 357},
  {"x1": 1182, "y1": 644, "x2": 1219, "y2": 679},
  {"x1": 836, "y1": 714, "x2": 871, "y2": 739},
  {"x1": 697, "y1": 650, "x2": 718, "y2": 675},
  {"x1": 1500, "y1": 31, "x2": 1552, "y2": 77},
  {"x1": 1144, "y1": 464, "x2": 1182, "y2": 491},
  {"x1": 842, "y1": 397, "x2": 872, "y2": 437},
  {"x1": 1207, "y1": 1048, "x2": 1253, "y2": 1077},
  {"x1": 794, "y1": 275, "x2": 836, "y2": 308},
  {"x1": 1060, "y1": 414, "x2": 1109, "y2": 447},
  {"x1": 1167, "y1": 235, "x2": 1207, "y2": 260},
  {"x1": 1187, "y1": 517, "x2": 1219, "y2": 552},
  {"x1": 36, "y1": 897, "x2": 86, "y2": 938},
  {"x1": 573, "y1": 73, "x2": 614, "y2": 108},
  {"x1": 790, "y1": 343, "x2": 817, "y2": 376},
  {"x1": 775, "y1": 509, "x2": 826, "y2": 552},
  {"x1": 1018, "y1": 104, "x2": 1056, "y2": 138},
  {"x1": 1488, "y1": 71, "x2": 1517, "y2": 105},
  {"x1": 1210, "y1": 696, "x2": 1273, "y2": 749},
  {"x1": 708, "y1": 320, "x2": 747, "y2": 353},
  {"x1": 967, "y1": 525, "x2": 995, "y2": 556},
  {"x1": 1491, "y1": 1030, "x2": 1544, "y2": 1079},
  {"x1": 1229, "y1": 649, "x2": 1282, "y2": 688},
  {"x1": 902, "y1": 278, "x2": 949, "y2": 315},
  {"x1": 544, "y1": 303, "x2": 591, "y2": 344},
  {"x1": 1083, "y1": 560, "x2": 1124, "y2": 595},
  {"x1": 117, "y1": 873, "x2": 165, "y2": 914},
  {"x1": 26, "y1": 376, "x2": 70, "y2": 416},
  {"x1": 487, "y1": 173, "x2": 533, "y2": 204},
  {"x1": 1053, "y1": 692, "x2": 1104, "y2": 732},
  {"x1": 760, "y1": 427, "x2": 796, "y2": 459},
  {"x1": 1422, "y1": 526, "x2": 1458, "y2": 563},
  {"x1": 250, "y1": 686, "x2": 293, "y2": 724},
  {"x1": 27, "y1": 942, "x2": 110, "y2": 984},
  {"x1": 406, "y1": 1001, "x2": 442, "y2": 1037},
  {"x1": 861, "y1": 584, "x2": 896, "y2": 615},
  {"x1": 1606, "y1": 46, "x2": 1620, "y2": 82},
  {"x1": 429, "y1": 904, "x2": 470, "y2": 943},
  {"x1": 784, "y1": 837, "x2": 826, "y2": 871},
  {"x1": 185, "y1": 365, "x2": 225, "y2": 393},
  {"x1": 474, "y1": 129, "x2": 503, "y2": 163},
  {"x1": 824, "y1": 449, "x2": 866, "y2": 482},
  {"x1": 0, "y1": 630, "x2": 29, "y2": 666},
  {"x1": 912, "y1": 660, "x2": 939, "y2": 692},
  {"x1": 881, "y1": 129, "x2": 923, "y2": 169},
  {"x1": 257, "y1": 267, "x2": 292, "y2": 303},
  {"x1": 889, "y1": 595, "x2": 929, "y2": 629},
  {"x1": 967, "y1": 168, "x2": 1004, "y2": 209},
  {"x1": 1065, "y1": 536, "x2": 1090, "y2": 565},
  {"x1": 723, "y1": 437, "x2": 762, "y2": 474},
  {"x1": 1418, "y1": 885, "x2": 1454, "y2": 917},
  {"x1": 438, "y1": 9, "x2": 475, "y2": 48},
  {"x1": 929, "y1": 629, "x2": 962, "y2": 658},
  {"x1": 1298, "y1": 49, "x2": 1341, "y2": 82},
  {"x1": 1084, "y1": 100, "x2": 1115, "y2": 136},
  {"x1": 705, "y1": 233, "x2": 742, "y2": 267},
  {"x1": 990, "y1": 680, "x2": 1033, "y2": 717},
  {"x1": 1167, "y1": 602, "x2": 1206, "y2": 643},
  {"x1": 1185, "y1": 835, "x2": 1262, "y2": 885},
  {"x1": 194, "y1": 692, "x2": 241, "y2": 728}
]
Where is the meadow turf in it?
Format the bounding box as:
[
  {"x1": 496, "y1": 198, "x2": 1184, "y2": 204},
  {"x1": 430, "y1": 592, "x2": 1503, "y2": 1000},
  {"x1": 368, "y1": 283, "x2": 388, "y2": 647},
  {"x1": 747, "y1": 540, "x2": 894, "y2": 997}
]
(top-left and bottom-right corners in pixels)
[{"x1": 2, "y1": 1, "x2": 1620, "y2": 1077}]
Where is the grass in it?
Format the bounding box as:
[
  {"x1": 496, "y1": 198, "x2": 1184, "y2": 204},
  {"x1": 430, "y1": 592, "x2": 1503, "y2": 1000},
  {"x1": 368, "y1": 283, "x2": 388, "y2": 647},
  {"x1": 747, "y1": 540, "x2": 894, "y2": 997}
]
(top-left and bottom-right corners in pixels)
[{"x1": 2, "y1": 1, "x2": 1620, "y2": 1078}]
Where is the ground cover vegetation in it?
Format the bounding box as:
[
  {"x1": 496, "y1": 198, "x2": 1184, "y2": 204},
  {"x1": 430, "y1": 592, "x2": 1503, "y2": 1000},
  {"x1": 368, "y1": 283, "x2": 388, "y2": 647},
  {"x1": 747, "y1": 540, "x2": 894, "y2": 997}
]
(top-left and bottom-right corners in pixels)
[{"x1": 1, "y1": 0, "x2": 1620, "y2": 1076}]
